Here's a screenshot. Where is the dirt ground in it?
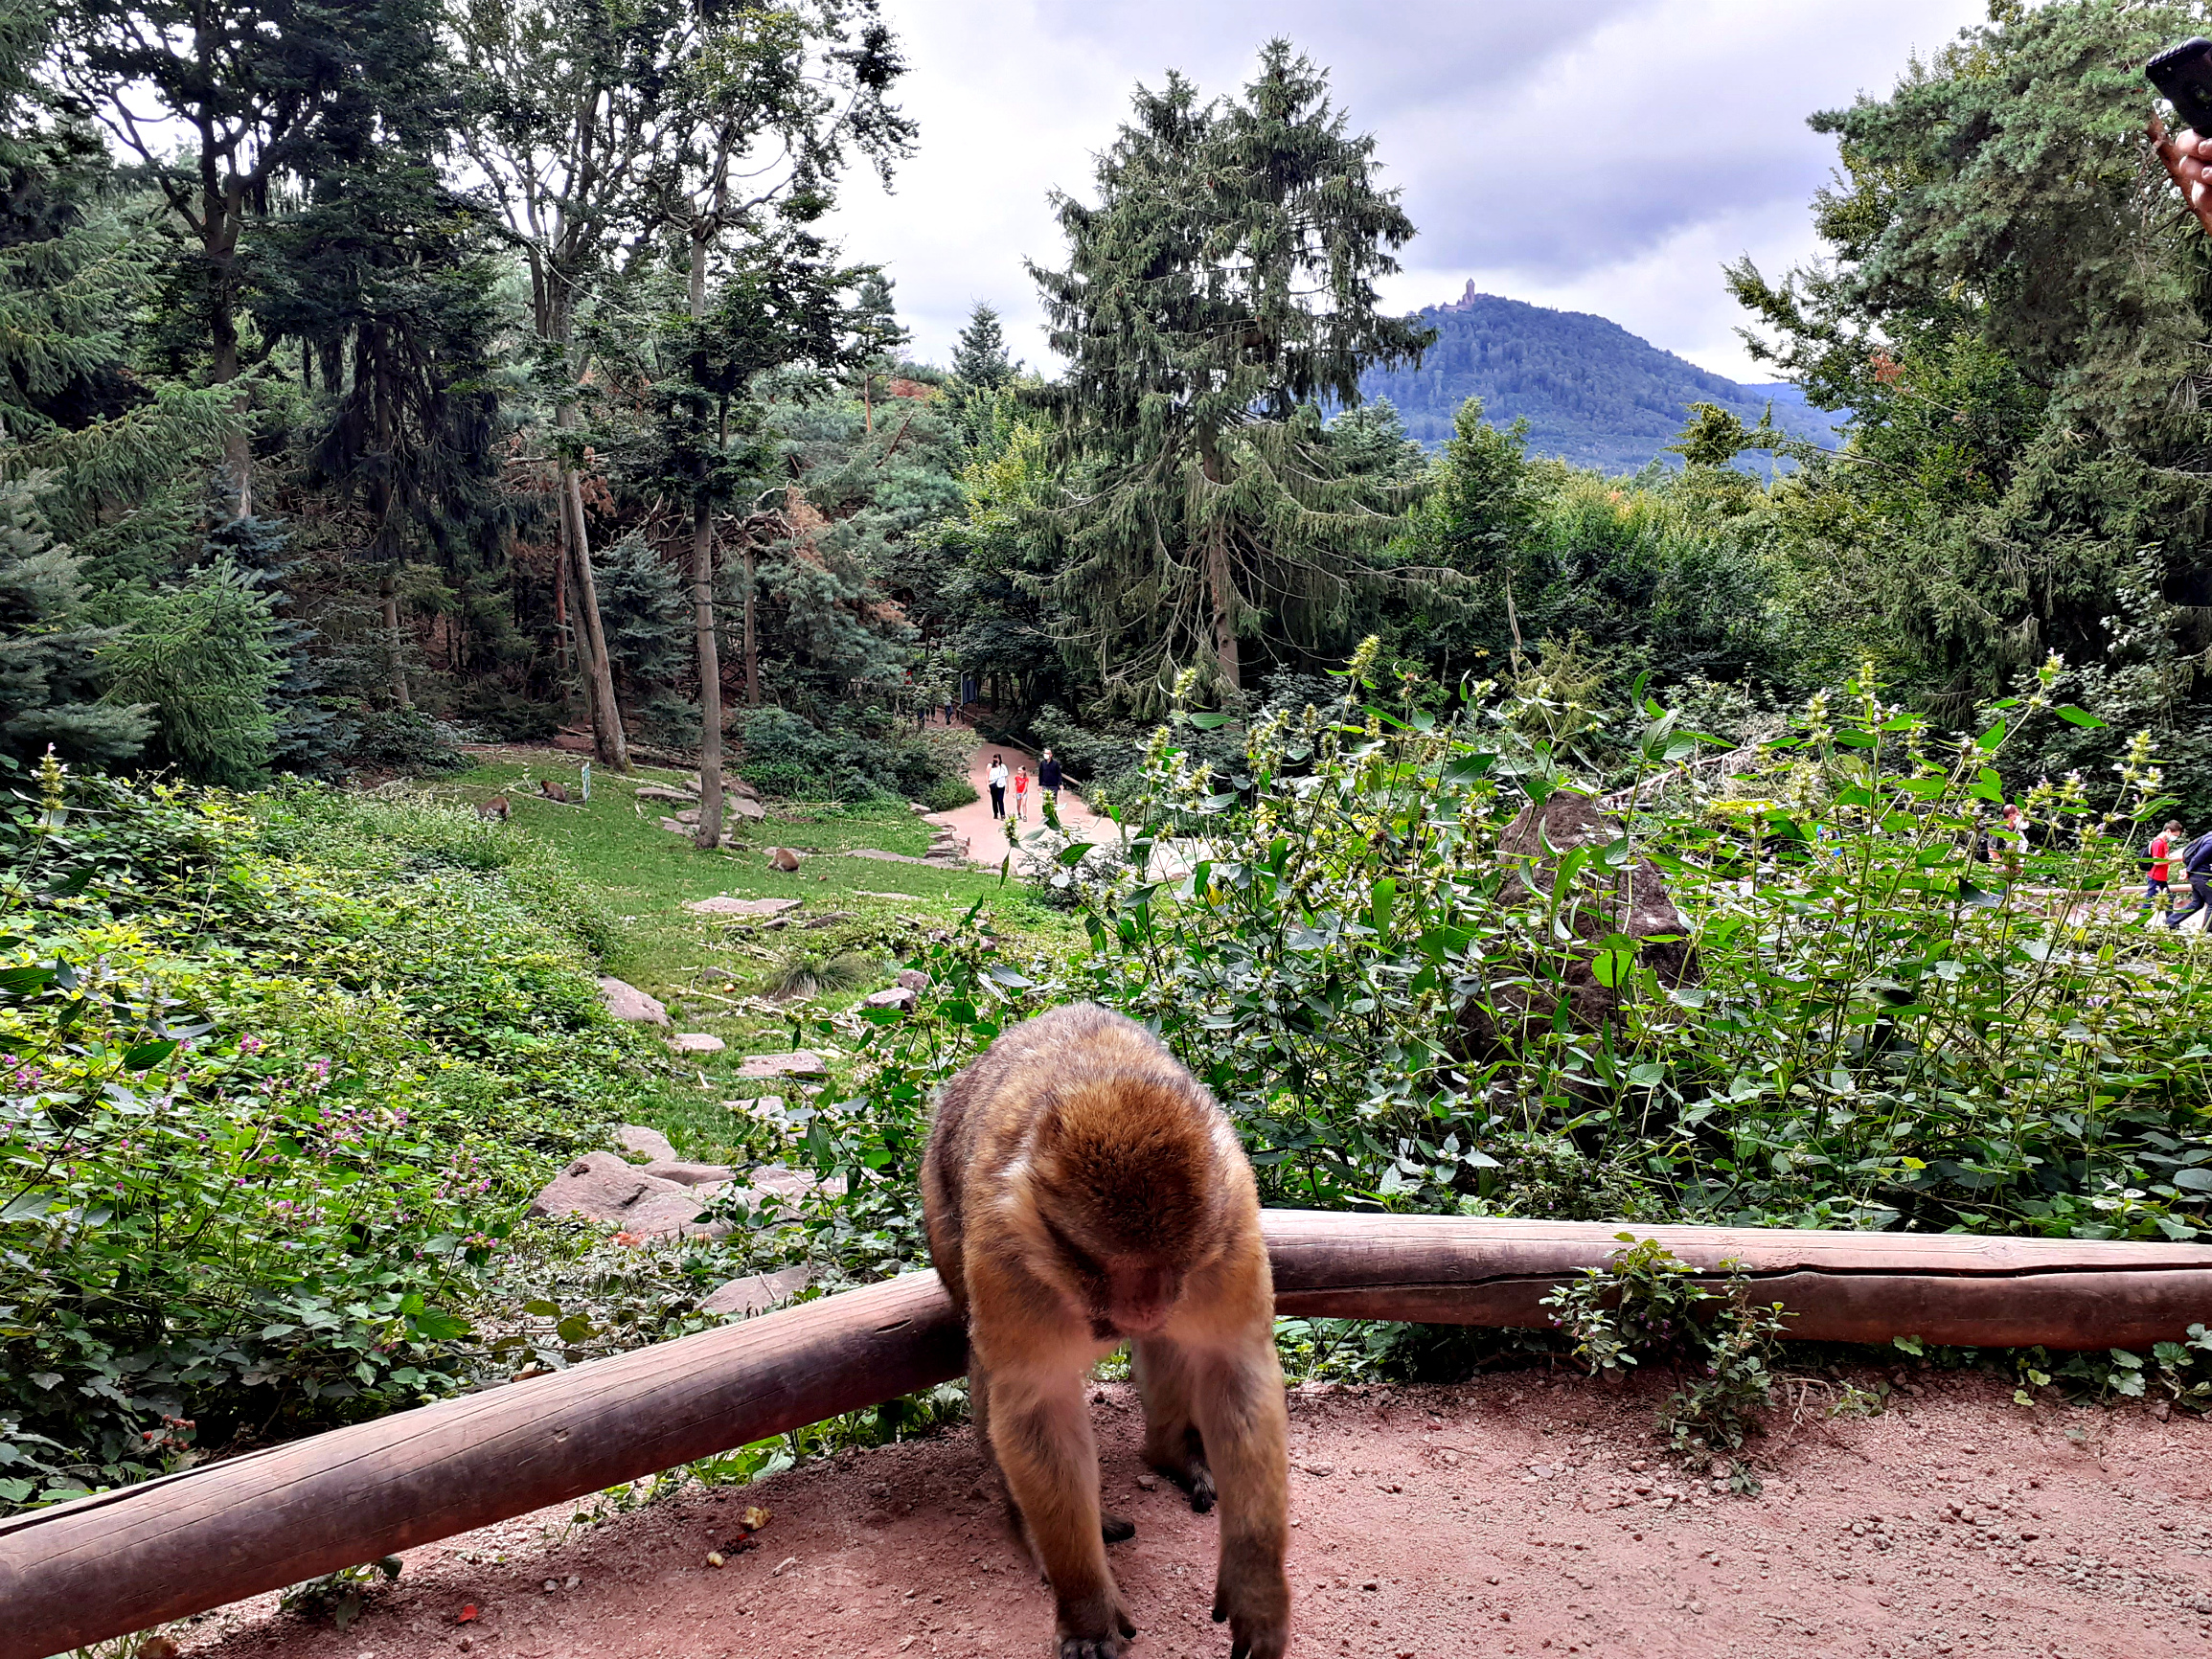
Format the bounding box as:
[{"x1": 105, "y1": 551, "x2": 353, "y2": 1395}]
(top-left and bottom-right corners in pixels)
[{"x1": 168, "y1": 1367, "x2": 2212, "y2": 1659}]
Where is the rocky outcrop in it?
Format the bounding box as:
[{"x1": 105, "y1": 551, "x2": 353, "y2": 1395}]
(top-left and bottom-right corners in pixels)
[{"x1": 1456, "y1": 791, "x2": 1698, "y2": 1059}]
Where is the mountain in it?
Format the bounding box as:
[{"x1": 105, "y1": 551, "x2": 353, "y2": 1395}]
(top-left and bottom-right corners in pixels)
[{"x1": 1356, "y1": 284, "x2": 1847, "y2": 473}]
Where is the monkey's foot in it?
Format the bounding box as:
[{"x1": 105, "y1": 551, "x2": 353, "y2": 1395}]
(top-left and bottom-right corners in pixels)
[
  {"x1": 1151, "y1": 1459, "x2": 1217, "y2": 1514},
  {"x1": 1212, "y1": 1558, "x2": 1291, "y2": 1659},
  {"x1": 1056, "y1": 1591, "x2": 1137, "y2": 1659},
  {"x1": 1101, "y1": 1512, "x2": 1136, "y2": 1543}
]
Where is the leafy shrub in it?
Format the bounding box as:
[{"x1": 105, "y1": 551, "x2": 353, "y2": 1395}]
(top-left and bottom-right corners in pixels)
[
  {"x1": 101, "y1": 559, "x2": 283, "y2": 787},
  {"x1": 738, "y1": 706, "x2": 968, "y2": 805},
  {"x1": 0, "y1": 764, "x2": 641, "y2": 1509},
  {"x1": 921, "y1": 776, "x2": 978, "y2": 812},
  {"x1": 1541, "y1": 1235, "x2": 1786, "y2": 1487},
  {"x1": 346, "y1": 707, "x2": 468, "y2": 774},
  {"x1": 1049, "y1": 644, "x2": 2208, "y2": 1239}
]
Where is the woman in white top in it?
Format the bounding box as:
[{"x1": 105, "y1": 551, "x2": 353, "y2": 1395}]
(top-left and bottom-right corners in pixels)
[{"x1": 987, "y1": 755, "x2": 1009, "y2": 820}]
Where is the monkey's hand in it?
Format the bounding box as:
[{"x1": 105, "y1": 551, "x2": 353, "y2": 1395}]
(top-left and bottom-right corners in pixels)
[
  {"x1": 1211, "y1": 1557, "x2": 1290, "y2": 1659},
  {"x1": 1055, "y1": 1588, "x2": 1137, "y2": 1659}
]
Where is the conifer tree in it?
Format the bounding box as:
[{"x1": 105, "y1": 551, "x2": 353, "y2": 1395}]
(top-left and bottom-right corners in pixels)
[
  {"x1": 1028, "y1": 40, "x2": 1431, "y2": 703},
  {"x1": 950, "y1": 303, "x2": 1016, "y2": 392},
  {"x1": 0, "y1": 473, "x2": 149, "y2": 769}
]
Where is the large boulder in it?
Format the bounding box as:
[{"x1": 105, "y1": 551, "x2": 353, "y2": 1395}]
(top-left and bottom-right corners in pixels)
[{"x1": 1457, "y1": 791, "x2": 1698, "y2": 1059}]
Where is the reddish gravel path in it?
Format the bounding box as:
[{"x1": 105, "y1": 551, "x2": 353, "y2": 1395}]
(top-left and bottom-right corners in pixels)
[{"x1": 169, "y1": 1368, "x2": 2212, "y2": 1659}]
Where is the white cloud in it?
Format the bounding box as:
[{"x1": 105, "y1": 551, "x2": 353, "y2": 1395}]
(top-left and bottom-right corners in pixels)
[{"x1": 829, "y1": 0, "x2": 1991, "y2": 383}]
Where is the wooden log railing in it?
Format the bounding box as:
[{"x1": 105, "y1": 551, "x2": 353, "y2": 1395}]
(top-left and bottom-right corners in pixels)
[{"x1": 7, "y1": 1213, "x2": 2211, "y2": 1659}]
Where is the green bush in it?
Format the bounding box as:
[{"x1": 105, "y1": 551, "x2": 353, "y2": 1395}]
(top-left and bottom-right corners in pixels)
[
  {"x1": 347, "y1": 707, "x2": 468, "y2": 774},
  {"x1": 0, "y1": 764, "x2": 640, "y2": 1509},
  {"x1": 737, "y1": 706, "x2": 969, "y2": 805}
]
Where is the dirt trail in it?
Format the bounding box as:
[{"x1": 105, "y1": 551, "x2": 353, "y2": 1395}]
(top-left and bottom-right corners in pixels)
[
  {"x1": 168, "y1": 1368, "x2": 2212, "y2": 1659},
  {"x1": 931, "y1": 735, "x2": 1112, "y2": 869}
]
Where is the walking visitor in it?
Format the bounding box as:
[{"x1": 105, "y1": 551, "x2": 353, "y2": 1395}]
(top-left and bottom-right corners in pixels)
[
  {"x1": 2165, "y1": 827, "x2": 2212, "y2": 931},
  {"x1": 1038, "y1": 748, "x2": 1063, "y2": 805},
  {"x1": 2147, "y1": 820, "x2": 2183, "y2": 916},
  {"x1": 988, "y1": 754, "x2": 1008, "y2": 820},
  {"x1": 1014, "y1": 765, "x2": 1031, "y2": 822}
]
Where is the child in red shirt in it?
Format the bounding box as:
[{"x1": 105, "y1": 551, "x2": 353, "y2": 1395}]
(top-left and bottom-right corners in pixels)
[{"x1": 2147, "y1": 820, "x2": 2183, "y2": 915}]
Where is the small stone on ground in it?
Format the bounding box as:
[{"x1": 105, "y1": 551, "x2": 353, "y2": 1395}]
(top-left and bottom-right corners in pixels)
[
  {"x1": 596, "y1": 977, "x2": 669, "y2": 1026},
  {"x1": 737, "y1": 1050, "x2": 828, "y2": 1079},
  {"x1": 700, "y1": 1264, "x2": 811, "y2": 1316},
  {"x1": 670, "y1": 1032, "x2": 725, "y2": 1054},
  {"x1": 614, "y1": 1125, "x2": 675, "y2": 1162},
  {"x1": 685, "y1": 896, "x2": 802, "y2": 917}
]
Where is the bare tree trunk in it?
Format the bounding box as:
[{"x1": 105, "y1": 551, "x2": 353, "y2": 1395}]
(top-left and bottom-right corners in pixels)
[
  {"x1": 378, "y1": 565, "x2": 411, "y2": 709},
  {"x1": 741, "y1": 537, "x2": 760, "y2": 708},
  {"x1": 1199, "y1": 432, "x2": 1240, "y2": 694},
  {"x1": 210, "y1": 318, "x2": 252, "y2": 521},
  {"x1": 692, "y1": 496, "x2": 724, "y2": 850},
  {"x1": 687, "y1": 216, "x2": 724, "y2": 848},
  {"x1": 554, "y1": 404, "x2": 629, "y2": 773}
]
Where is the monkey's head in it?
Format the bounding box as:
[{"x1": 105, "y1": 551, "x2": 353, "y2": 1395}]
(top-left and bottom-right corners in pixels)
[{"x1": 1019, "y1": 1069, "x2": 1240, "y2": 1339}]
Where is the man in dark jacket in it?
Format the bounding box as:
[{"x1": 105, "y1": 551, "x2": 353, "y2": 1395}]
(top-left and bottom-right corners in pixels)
[
  {"x1": 2166, "y1": 828, "x2": 2212, "y2": 930},
  {"x1": 1038, "y1": 748, "x2": 1063, "y2": 805}
]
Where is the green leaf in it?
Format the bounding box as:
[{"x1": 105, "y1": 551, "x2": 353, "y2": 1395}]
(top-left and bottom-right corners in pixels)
[
  {"x1": 2172, "y1": 1168, "x2": 2212, "y2": 1193},
  {"x1": 2054, "y1": 705, "x2": 2105, "y2": 729},
  {"x1": 1185, "y1": 712, "x2": 1232, "y2": 730},
  {"x1": 1441, "y1": 754, "x2": 1494, "y2": 787},
  {"x1": 1975, "y1": 719, "x2": 2007, "y2": 750},
  {"x1": 122, "y1": 1039, "x2": 179, "y2": 1071},
  {"x1": 0, "y1": 966, "x2": 55, "y2": 994},
  {"x1": 1369, "y1": 877, "x2": 1397, "y2": 940}
]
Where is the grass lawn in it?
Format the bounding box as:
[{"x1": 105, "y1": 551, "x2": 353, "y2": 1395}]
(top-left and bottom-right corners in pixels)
[{"x1": 429, "y1": 752, "x2": 1081, "y2": 1164}]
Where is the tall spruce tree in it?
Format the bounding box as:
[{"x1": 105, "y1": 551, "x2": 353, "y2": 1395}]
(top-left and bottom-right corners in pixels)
[
  {"x1": 1028, "y1": 40, "x2": 1431, "y2": 703},
  {"x1": 0, "y1": 473, "x2": 149, "y2": 768},
  {"x1": 950, "y1": 302, "x2": 1015, "y2": 392}
]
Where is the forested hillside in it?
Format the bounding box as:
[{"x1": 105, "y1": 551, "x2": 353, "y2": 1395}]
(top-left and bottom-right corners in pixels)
[{"x1": 1357, "y1": 286, "x2": 1846, "y2": 470}]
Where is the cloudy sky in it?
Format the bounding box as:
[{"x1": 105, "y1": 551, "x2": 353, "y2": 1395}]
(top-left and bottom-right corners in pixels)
[{"x1": 825, "y1": 0, "x2": 1991, "y2": 384}]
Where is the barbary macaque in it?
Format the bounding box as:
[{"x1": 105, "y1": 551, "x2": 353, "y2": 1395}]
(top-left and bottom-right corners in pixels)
[
  {"x1": 537, "y1": 779, "x2": 571, "y2": 804},
  {"x1": 923, "y1": 1003, "x2": 1289, "y2": 1659},
  {"x1": 477, "y1": 795, "x2": 511, "y2": 821}
]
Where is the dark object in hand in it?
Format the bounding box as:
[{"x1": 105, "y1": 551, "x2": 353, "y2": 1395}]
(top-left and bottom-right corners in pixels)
[{"x1": 2150, "y1": 37, "x2": 2212, "y2": 132}]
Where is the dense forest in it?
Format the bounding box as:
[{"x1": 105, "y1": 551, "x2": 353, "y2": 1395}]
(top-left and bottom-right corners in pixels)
[
  {"x1": 6, "y1": 0, "x2": 2212, "y2": 817},
  {"x1": 1357, "y1": 287, "x2": 1844, "y2": 470}
]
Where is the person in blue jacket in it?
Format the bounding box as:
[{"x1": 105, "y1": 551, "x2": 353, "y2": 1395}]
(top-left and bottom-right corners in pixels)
[{"x1": 2165, "y1": 827, "x2": 2212, "y2": 930}]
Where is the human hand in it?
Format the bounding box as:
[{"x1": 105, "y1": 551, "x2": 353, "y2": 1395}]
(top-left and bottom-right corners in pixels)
[{"x1": 2151, "y1": 112, "x2": 2212, "y2": 236}]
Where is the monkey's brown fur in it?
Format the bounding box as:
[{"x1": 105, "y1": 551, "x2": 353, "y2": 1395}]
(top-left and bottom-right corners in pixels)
[
  {"x1": 924, "y1": 1003, "x2": 1289, "y2": 1659},
  {"x1": 537, "y1": 780, "x2": 570, "y2": 804},
  {"x1": 477, "y1": 796, "x2": 511, "y2": 820}
]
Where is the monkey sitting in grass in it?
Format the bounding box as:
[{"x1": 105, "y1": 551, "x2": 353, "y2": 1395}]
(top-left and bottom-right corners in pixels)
[{"x1": 923, "y1": 1003, "x2": 1289, "y2": 1659}]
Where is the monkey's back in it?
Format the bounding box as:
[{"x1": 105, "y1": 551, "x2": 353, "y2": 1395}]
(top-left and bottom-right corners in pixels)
[{"x1": 922, "y1": 1002, "x2": 1215, "y2": 1316}]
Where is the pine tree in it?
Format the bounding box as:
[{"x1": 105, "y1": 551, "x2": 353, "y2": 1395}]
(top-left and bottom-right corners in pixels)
[
  {"x1": 0, "y1": 473, "x2": 149, "y2": 769},
  {"x1": 205, "y1": 513, "x2": 351, "y2": 774},
  {"x1": 102, "y1": 558, "x2": 282, "y2": 787},
  {"x1": 950, "y1": 303, "x2": 1016, "y2": 392},
  {"x1": 1027, "y1": 40, "x2": 1432, "y2": 703}
]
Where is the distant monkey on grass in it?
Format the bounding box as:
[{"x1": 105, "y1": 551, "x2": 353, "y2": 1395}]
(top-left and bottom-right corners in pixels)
[
  {"x1": 923, "y1": 1003, "x2": 1289, "y2": 1659},
  {"x1": 477, "y1": 795, "x2": 511, "y2": 821},
  {"x1": 537, "y1": 780, "x2": 571, "y2": 804}
]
